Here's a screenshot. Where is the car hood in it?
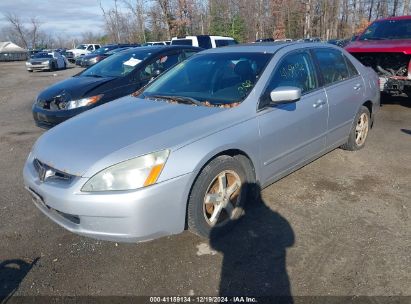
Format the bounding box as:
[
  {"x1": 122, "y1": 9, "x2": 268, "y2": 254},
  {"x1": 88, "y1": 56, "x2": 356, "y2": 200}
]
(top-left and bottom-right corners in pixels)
[
  {"x1": 33, "y1": 97, "x2": 232, "y2": 177},
  {"x1": 82, "y1": 53, "x2": 98, "y2": 59},
  {"x1": 345, "y1": 39, "x2": 411, "y2": 54},
  {"x1": 36, "y1": 76, "x2": 115, "y2": 103}
]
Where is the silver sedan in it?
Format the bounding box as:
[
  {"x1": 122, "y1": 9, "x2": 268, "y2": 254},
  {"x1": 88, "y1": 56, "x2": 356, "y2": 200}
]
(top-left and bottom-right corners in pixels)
[{"x1": 23, "y1": 43, "x2": 380, "y2": 242}]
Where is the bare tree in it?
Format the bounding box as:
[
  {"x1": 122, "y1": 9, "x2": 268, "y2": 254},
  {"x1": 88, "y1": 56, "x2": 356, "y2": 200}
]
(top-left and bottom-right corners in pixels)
[
  {"x1": 404, "y1": 0, "x2": 410, "y2": 15},
  {"x1": 123, "y1": 0, "x2": 148, "y2": 42},
  {"x1": 3, "y1": 13, "x2": 29, "y2": 48},
  {"x1": 29, "y1": 17, "x2": 41, "y2": 49}
]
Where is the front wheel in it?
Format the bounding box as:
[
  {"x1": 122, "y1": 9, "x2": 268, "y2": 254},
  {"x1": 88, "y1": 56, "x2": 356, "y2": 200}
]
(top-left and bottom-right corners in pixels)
[
  {"x1": 341, "y1": 106, "x2": 370, "y2": 151},
  {"x1": 187, "y1": 156, "x2": 247, "y2": 238}
]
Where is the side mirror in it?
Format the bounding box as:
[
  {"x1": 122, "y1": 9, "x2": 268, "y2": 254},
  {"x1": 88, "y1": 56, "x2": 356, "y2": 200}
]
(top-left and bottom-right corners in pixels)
[{"x1": 270, "y1": 86, "x2": 301, "y2": 104}]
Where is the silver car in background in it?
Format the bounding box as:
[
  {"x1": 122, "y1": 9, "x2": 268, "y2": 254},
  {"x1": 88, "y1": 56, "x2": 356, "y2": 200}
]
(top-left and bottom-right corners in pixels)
[
  {"x1": 23, "y1": 43, "x2": 379, "y2": 242},
  {"x1": 26, "y1": 51, "x2": 67, "y2": 72}
]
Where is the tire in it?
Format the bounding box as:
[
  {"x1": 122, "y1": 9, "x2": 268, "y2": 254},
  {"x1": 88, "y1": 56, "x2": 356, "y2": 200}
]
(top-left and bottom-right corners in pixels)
[
  {"x1": 187, "y1": 155, "x2": 248, "y2": 238},
  {"x1": 49, "y1": 63, "x2": 54, "y2": 72},
  {"x1": 341, "y1": 106, "x2": 371, "y2": 151}
]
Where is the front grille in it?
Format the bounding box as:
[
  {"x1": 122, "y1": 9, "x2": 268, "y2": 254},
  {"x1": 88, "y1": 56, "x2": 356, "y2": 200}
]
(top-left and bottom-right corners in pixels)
[
  {"x1": 33, "y1": 158, "x2": 74, "y2": 182},
  {"x1": 31, "y1": 61, "x2": 42, "y2": 65},
  {"x1": 55, "y1": 210, "x2": 80, "y2": 224}
]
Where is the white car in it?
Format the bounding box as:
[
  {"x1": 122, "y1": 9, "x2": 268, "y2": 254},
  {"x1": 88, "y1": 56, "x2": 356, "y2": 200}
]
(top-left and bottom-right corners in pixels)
[
  {"x1": 66, "y1": 44, "x2": 101, "y2": 59},
  {"x1": 171, "y1": 35, "x2": 237, "y2": 49},
  {"x1": 26, "y1": 51, "x2": 67, "y2": 72}
]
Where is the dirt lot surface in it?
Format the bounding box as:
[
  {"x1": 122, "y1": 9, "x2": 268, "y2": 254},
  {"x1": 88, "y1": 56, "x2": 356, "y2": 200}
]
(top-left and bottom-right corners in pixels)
[{"x1": 0, "y1": 61, "x2": 410, "y2": 300}]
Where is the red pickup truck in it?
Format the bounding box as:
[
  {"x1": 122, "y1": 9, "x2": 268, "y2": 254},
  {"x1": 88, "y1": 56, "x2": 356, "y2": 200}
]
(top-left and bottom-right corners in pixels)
[{"x1": 345, "y1": 15, "x2": 411, "y2": 95}]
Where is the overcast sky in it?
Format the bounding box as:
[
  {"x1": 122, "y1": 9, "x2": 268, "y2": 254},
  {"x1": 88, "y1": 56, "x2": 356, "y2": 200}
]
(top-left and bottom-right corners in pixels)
[{"x1": 0, "y1": 0, "x2": 118, "y2": 38}]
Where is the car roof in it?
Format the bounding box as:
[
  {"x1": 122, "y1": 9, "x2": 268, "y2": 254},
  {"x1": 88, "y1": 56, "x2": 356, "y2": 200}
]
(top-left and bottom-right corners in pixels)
[
  {"x1": 200, "y1": 42, "x2": 330, "y2": 54},
  {"x1": 121, "y1": 45, "x2": 202, "y2": 54}
]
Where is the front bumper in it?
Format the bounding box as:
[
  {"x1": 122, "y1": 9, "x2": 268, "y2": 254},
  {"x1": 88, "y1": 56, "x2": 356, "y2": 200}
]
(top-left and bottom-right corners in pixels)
[
  {"x1": 27, "y1": 64, "x2": 50, "y2": 71},
  {"x1": 32, "y1": 104, "x2": 89, "y2": 129},
  {"x1": 23, "y1": 157, "x2": 193, "y2": 242},
  {"x1": 379, "y1": 76, "x2": 411, "y2": 94}
]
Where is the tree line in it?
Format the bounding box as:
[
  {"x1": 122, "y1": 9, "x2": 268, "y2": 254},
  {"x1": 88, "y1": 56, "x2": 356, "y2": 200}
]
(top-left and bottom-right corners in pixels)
[{"x1": 1, "y1": 0, "x2": 409, "y2": 49}]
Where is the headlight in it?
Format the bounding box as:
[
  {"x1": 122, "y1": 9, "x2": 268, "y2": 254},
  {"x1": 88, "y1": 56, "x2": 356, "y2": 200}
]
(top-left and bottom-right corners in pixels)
[
  {"x1": 66, "y1": 94, "x2": 103, "y2": 110},
  {"x1": 89, "y1": 57, "x2": 98, "y2": 63},
  {"x1": 42, "y1": 60, "x2": 49, "y2": 64},
  {"x1": 81, "y1": 150, "x2": 170, "y2": 192},
  {"x1": 25, "y1": 62, "x2": 30, "y2": 66}
]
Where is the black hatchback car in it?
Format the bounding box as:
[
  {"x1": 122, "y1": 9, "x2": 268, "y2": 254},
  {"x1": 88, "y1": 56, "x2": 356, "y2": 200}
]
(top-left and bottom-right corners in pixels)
[{"x1": 33, "y1": 46, "x2": 202, "y2": 128}]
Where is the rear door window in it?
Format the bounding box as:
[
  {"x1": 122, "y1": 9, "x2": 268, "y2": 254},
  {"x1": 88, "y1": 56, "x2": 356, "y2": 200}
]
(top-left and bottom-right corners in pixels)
[
  {"x1": 140, "y1": 53, "x2": 181, "y2": 81},
  {"x1": 344, "y1": 55, "x2": 359, "y2": 77},
  {"x1": 314, "y1": 49, "x2": 350, "y2": 85}
]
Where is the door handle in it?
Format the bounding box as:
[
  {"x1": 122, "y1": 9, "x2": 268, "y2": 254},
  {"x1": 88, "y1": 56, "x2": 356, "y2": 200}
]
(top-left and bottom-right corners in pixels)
[
  {"x1": 313, "y1": 99, "x2": 326, "y2": 108},
  {"x1": 353, "y1": 84, "x2": 362, "y2": 90}
]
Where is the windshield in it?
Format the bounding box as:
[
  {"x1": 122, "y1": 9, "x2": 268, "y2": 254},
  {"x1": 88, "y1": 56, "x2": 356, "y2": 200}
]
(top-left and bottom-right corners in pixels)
[
  {"x1": 76, "y1": 44, "x2": 87, "y2": 50},
  {"x1": 80, "y1": 49, "x2": 153, "y2": 78},
  {"x1": 360, "y1": 19, "x2": 411, "y2": 40},
  {"x1": 32, "y1": 53, "x2": 52, "y2": 59},
  {"x1": 141, "y1": 52, "x2": 272, "y2": 106}
]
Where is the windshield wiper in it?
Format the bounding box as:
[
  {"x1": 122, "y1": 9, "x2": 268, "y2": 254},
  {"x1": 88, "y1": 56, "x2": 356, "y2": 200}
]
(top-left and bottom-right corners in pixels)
[
  {"x1": 83, "y1": 74, "x2": 103, "y2": 78},
  {"x1": 147, "y1": 95, "x2": 203, "y2": 106}
]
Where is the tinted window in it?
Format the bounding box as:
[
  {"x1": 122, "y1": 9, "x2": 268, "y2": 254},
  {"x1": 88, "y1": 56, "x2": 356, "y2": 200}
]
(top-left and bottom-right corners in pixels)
[
  {"x1": 142, "y1": 52, "x2": 272, "y2": 105},
  {"x1": 215, "y1": 40, "x2": 229, "y2": 47},
  {"x1": 314, "y1": 49, "x2": 349, "y2": 85},
  {"x1": 197, "y1": 36, "x2": 212, "y2": 49},
  {"x1": 171, "y1": 39, "x2": 192, "y2": 46},
  {"x1": 140, "y1": 53, "x2": 182, "y2": 81},
  {"x1": 267, "y1": 51, "x2": 317, "y2": 94},
  {"x1": 344, "y1": 55, "x2": 359, "y2": 77}
]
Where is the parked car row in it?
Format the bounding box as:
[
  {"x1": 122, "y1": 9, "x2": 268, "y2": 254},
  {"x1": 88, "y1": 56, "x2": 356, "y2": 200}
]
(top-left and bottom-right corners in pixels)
[
  {"x1": 32, "y1": 46, "x2": 201, "y2": 128},
  {"x1": 74, "y1": 44, "x2": 140, "y2": 67},
  {"x1": 24, "y1": 38, "x2": 380, "y2": 244}
]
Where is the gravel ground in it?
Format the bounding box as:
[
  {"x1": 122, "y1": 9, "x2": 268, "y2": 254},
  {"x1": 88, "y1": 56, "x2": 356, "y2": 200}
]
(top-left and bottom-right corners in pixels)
[{"x1": 0, "y1": 61, "x2": 410, "y2": 301}]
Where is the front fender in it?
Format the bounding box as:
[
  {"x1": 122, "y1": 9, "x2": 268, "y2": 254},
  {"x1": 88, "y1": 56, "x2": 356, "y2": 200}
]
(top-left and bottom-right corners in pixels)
[{"x1": 158, "y1": 117, "x2": 262, "y2": 185}]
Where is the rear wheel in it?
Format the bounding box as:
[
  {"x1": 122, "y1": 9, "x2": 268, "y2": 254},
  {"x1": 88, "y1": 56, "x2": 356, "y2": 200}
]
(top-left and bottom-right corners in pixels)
[
  {"x1": 187, "y1": 156, "x2": 247, "y2": 238},
  {"x1": 341, "y1": 106, "x2": 370, "y2": 151}
]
